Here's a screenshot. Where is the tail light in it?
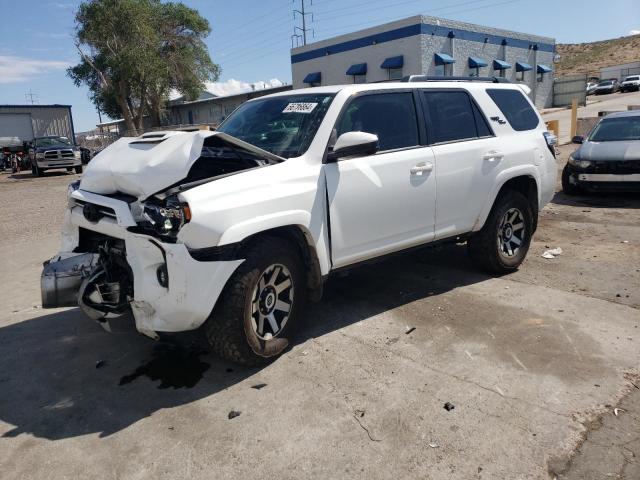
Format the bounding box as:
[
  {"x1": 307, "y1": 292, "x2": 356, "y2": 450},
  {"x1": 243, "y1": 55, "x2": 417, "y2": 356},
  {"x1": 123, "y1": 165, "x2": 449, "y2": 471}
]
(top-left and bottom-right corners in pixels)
[{"x1": 543, "y1": 131, "x2": 557, "y2": 158}]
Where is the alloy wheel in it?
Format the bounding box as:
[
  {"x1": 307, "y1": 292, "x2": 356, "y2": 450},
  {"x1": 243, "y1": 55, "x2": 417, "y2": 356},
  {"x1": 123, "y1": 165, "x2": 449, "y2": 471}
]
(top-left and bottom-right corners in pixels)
[
  {"x1": 497, "y1": 207, "x2": 526, "y2": 258},
  {"x1": 250, "y1": 263, "x2": 294, "y2": 340}
]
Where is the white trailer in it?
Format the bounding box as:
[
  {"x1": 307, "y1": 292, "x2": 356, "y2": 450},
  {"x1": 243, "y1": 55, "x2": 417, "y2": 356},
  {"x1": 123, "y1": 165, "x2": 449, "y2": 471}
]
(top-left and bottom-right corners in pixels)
[{"x1": 0, "y1": 105, "x2": 75, "y2": 150}]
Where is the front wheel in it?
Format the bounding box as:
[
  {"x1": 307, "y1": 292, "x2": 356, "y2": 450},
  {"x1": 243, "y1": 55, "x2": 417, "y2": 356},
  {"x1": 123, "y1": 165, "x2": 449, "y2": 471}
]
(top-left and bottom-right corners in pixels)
[
  {"x1": 204, "y1": 237, "x2": 305, "y2": 366},
  {"x1": 74, "y1": 165, "x2": 83, "y2": 174},
  {"x1": 468, "y1": 190, "x2": 533, "y2": 274}
]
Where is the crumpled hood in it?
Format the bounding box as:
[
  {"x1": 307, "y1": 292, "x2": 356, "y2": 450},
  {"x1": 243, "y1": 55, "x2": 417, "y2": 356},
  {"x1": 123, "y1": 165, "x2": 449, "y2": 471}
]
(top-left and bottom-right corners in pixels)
[
  {"x1": 79, "y1": 130, "x2": 283, "y2": 199},
  {"x1": 577, "y1": 141, "x2": 640, "y2": 161},
  {"x1": 80, "y1": 131, "x2": 209, "y2": 198}
]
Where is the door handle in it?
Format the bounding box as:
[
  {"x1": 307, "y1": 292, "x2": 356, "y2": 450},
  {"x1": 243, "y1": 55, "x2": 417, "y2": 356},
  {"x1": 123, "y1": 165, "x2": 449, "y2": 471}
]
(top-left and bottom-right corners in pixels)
[
  {"x1": 482, "y1": 151, "x2": 504, "y2": 162},
  {"x1": 410, "y1": 162, "x2": 433, "y2": 175}
]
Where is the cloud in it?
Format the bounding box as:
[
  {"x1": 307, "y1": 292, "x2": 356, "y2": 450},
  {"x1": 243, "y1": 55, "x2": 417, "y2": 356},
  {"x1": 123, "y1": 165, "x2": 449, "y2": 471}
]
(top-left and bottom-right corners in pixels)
[
  {"x1": 0, "y1": 55, "x2": 72, "y2": 84},
  {"x1": 629, "y1": 29, "x2": 640, "y2": 35},
  {"x1": 204, "y1": 78, "x2": 285, "y2": 97}
]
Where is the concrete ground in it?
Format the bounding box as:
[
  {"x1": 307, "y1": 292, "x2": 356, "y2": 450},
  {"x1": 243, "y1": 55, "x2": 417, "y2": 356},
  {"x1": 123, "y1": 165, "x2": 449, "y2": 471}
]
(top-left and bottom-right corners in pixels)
[
  {"x1": 542, "y1": 90, "x2": 640, "y2": 144},
  {"x1": 0, "y1": 147, "x2": 638, "y2": 480}
]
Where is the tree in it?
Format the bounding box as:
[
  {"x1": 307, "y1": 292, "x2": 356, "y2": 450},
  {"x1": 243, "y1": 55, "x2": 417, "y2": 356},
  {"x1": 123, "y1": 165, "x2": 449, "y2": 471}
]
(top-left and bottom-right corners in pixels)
[{"x1": 68, "y1": 0, "x2": 220, "y2": 133}]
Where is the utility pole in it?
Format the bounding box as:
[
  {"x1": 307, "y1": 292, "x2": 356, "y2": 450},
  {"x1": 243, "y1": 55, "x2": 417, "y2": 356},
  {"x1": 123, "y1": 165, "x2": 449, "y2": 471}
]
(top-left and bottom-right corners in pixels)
[
  {"x1": 292, "y1": 0, "x2": 313, "y2": 47},
  {"x1": 24, "y1": 89, "x2": 38, "y2": 105}
]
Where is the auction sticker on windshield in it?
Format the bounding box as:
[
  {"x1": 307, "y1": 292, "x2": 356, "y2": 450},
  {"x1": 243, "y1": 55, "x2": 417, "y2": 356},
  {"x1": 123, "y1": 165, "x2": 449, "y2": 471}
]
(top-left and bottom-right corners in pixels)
[{"x1": 283, "y1": 102, "x2": 318, "y2": 114}]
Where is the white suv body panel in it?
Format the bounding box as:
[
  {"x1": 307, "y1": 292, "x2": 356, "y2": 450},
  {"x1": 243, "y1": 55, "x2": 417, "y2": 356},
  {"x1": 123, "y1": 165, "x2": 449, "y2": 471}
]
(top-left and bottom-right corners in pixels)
[{"x1": 47, "y1": 81, "x2": 556, "y2": 335}]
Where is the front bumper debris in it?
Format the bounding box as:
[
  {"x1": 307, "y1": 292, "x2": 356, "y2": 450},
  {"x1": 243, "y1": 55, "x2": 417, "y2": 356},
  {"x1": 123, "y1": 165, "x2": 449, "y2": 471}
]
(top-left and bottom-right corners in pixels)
[
  {"x1": 41, "y1": 253, "x2": 98, "y2": 308},
  {"x1": 42, "y1": 189, "x2": 244, "y2": 338}
]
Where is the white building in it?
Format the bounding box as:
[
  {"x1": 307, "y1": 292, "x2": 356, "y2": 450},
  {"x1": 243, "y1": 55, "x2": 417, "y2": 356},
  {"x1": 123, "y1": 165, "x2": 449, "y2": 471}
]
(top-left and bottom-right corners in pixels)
[{"x1": 291, "y1": 15, "x2": 556, "y2": 108}]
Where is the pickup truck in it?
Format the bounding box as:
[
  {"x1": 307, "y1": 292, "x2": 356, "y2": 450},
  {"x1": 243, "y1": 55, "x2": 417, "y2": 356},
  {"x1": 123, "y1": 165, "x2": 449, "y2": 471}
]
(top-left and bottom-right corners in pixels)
[
  {"x1": 30, "y1": 135, "x2": 83, "y2": 176},
  {"x1": 41, "y1": 78, "x2": 557, "y2": 365}
]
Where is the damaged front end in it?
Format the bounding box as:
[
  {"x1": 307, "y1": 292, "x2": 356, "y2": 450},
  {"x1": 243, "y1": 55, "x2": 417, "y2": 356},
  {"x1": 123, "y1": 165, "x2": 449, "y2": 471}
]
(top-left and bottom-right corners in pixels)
[
  {"x1": 41, "y1": 130, "x2": 273, "y2": 337},
  {"x1": 42, "y1": 235, "x2": 134, "y2": 328}
]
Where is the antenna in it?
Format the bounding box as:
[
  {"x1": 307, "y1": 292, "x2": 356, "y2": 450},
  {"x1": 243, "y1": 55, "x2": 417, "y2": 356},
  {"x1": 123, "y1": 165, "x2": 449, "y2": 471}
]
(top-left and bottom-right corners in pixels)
[
  {"x1": 292, "y1": 0, "x2": 313, "y2": 47},
  {"x1": 25, "y1": 89, "x2": 38, "y2": 105}
]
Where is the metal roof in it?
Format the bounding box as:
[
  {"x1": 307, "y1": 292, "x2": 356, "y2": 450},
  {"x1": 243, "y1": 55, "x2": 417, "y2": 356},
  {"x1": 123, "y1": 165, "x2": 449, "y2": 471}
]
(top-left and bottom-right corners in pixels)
[{"x1": 0, "y1": 104, "x2": 72, "y2": 109}]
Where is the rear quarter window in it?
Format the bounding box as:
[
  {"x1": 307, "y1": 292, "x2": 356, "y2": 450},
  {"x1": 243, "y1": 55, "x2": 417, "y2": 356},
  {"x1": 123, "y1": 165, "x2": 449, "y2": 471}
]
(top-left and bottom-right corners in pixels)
[{"x1": 486, "y1": 88, "x2": 539, "y2": 131}]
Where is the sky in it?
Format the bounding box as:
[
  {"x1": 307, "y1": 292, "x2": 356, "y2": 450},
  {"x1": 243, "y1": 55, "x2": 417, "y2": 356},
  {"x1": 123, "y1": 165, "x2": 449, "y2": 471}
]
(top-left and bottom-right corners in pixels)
[{"x1": 0, "y1": 0, "x2": 638, "y2": 131}]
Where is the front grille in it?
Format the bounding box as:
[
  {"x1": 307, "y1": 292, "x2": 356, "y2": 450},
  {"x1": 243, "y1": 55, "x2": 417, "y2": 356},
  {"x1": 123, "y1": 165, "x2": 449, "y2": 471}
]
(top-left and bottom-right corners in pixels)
[
  {"x1": 590, "y1": 160, "x2": 640, "y2": 175},
  {"x1": 72, "y1": 199, "x2": 117, "y2": 220},
  {"x1": 44, "y1": 149, "x2": 74, "y2": 160}
]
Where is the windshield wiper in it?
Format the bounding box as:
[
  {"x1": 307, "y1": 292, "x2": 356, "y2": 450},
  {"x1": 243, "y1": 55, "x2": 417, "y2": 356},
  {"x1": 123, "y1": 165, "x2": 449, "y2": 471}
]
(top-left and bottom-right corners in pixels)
[{"x1": 214, "y1": 131, "x2": 286, "y2": 164}]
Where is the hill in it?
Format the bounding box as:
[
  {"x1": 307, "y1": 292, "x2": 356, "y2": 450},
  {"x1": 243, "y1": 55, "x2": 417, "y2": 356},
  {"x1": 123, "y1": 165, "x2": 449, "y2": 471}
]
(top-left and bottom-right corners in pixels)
[{"x1": 555, "y1": 34, "x2": 640, "y2": 77}]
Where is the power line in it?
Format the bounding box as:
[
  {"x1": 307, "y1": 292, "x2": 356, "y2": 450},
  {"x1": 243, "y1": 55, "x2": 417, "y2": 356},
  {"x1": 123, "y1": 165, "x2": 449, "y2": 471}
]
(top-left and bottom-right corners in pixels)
[
  {"x1": 292, "y1": 0, "x2": 314, "y2": 47},
  {"x1": 314, "y1": 0, "x2": 525, "y2": 40}
]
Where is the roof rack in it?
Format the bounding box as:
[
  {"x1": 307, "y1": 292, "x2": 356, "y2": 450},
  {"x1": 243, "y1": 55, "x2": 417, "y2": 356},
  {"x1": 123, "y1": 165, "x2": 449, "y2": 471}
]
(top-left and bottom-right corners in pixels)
[{"x1": 401, "y1": 75, "x2": 512, "y2": 83}]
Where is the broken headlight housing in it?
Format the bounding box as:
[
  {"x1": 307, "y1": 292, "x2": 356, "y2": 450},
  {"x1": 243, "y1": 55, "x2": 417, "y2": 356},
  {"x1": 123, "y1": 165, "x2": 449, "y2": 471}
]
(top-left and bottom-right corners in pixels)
[{"x1": 142, "y1": 196, "x2": 191, "y2": 237}]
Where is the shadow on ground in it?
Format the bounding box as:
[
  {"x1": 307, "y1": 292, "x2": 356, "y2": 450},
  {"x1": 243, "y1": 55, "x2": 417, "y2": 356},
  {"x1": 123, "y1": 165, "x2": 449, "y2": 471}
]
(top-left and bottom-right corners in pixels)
[
  {"x1": 3, "y1": 171, "x2": 75, "y2": 181},
  {"x1": 0, "y1": 245, "x2": 487, "y2": 441},
  {"x1": 551, "y1": 190, "x2": 640, "y2": 209}
]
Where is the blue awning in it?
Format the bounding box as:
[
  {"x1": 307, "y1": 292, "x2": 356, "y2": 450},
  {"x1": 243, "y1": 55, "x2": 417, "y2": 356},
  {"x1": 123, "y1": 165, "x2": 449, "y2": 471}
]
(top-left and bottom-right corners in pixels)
[
  {"x1": 516, "y1": 61, "x2": 533, "y2": 72},
  {"x1": 303, "y1": 72, "x2": 321, "y2": 84},
  {"x1": 537, "y1": 64, "x2": 552, "y2": 74},
  {"x1": 434, "y1": 53, "x2": 455, "y2": 65},
  {"x1": 346, "y1": 63, "x2": 367, "y2": 75},
  {"x1": 468, "y1": 56, "x2": 488, "y2": 68},
  {"x1": 380, "y1": 55, "x2": 403, "y2": 69},
  {"x1": 493, "y1": 59, "x2": 512, "y2": 70}
]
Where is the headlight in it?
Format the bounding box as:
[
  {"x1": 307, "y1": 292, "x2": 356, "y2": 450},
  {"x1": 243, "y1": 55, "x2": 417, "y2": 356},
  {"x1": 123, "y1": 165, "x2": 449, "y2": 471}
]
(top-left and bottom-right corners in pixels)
[
  {"x1": 67, "y1": 180, "x2": 80, "y2": 208},
  {"x1": 74, "y1": 151, "x2": 81, "y2": 159},
  {"x1": 143, "y1": 196, "x2": 191, "y2": 236},
  {"x1": 36, "y1": 152, "x2": 44, "y2": 159},
  {"x1": 568, "y1": 155, "x2": 592, "y2": 169}
]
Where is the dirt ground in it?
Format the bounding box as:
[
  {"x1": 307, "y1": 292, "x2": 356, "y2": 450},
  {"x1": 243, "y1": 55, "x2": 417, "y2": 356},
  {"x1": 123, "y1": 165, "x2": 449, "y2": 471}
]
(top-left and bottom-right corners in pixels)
[{"x1": 0, "y1": 146, "x2": 638, "y2": 479}]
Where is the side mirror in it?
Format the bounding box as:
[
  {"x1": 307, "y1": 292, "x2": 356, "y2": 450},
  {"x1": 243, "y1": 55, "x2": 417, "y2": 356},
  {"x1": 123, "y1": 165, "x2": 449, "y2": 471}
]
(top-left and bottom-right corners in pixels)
[
  {"x1": 571, "y1": 135, "x2": 584, "y2": 144},
  {"x1": 327, "y1": 131, "x2": 379, "y2": 162}
]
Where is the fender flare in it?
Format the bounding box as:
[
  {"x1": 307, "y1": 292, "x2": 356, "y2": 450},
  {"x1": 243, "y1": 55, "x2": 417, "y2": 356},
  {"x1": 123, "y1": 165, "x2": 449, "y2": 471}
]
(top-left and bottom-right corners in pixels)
[
  {"x1": 473, "y1": 166, "x2": 541, "y2": 231},
  {"x1": 217, "y1": 210, "x2": 332, "y2": 279}
]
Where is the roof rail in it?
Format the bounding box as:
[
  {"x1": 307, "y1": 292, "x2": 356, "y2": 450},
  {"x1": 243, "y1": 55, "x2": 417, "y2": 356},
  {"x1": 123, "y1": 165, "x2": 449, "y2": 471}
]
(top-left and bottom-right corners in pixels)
[{"x1": 401, "y1": 75, "x2": 512, "y2": 83}]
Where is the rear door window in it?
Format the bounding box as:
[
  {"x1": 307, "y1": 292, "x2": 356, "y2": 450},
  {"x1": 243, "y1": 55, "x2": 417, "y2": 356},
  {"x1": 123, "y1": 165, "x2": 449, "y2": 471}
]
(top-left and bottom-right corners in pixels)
[
  {"x1": 421, "y1": 90, "x2": 493, "y2": 144},
  {"x1": 336, "y1": 92, "x2": 419, "y2": 151},
  {"x1": 486, "y1": 88, "x2": 539, "y2": 131}
]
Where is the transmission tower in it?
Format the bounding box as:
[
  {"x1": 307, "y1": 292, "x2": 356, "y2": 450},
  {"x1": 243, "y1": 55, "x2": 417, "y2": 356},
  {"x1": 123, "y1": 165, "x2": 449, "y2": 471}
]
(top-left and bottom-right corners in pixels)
[
  {"x1": 292, "y1": 0, "x2": 313, "y2": 48},
  {"x1": 24, "y1": 89, "x2": 38, "y2": 105}
]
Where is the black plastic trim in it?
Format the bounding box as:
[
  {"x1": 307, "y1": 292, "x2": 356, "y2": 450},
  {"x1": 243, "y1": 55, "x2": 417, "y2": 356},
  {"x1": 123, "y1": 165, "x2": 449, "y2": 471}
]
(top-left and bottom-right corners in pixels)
[{"x1": 187, "y1": 242, "x2": 243, "y2": 262}]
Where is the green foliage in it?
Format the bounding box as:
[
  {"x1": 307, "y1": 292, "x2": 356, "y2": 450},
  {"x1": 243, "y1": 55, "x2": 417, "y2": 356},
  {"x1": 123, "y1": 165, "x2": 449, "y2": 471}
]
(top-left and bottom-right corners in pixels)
[{"x1": 67, "y1": 0, "x2": 220, "y2": 131}]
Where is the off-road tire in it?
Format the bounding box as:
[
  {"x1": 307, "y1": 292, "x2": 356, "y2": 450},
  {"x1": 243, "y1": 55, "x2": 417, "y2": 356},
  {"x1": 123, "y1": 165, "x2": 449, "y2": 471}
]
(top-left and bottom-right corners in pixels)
[
  {"x1": 468, "y1": 190, "x2": 533, "y2": 274},
  {"x1": 74, "y1": 165, "x2": 83, "y2": 174},
  {"x1": 561, "y1": 165, "x2": 581, "y2": 195},
  {"x1": 204, "y1": 236, "x2": 306, "y2": 366}
]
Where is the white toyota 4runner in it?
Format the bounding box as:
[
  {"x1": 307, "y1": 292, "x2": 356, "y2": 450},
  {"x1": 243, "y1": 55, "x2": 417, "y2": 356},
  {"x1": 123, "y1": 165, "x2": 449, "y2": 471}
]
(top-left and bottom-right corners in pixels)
[{"x1": 42, "y1": 78, "x2": 557, "y2": 365}]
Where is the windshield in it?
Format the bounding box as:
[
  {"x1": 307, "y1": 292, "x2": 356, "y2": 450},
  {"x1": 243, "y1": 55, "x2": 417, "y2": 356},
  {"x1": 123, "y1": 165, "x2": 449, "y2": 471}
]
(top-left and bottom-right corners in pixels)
[
  {"x1": 36, "y1": 136, "x2": 72, "y2": 147},
  {"x1": 598, "y1": 80, "x2": 613, "y2": 86},
  {"x1": 217, "y1": 93, "x2": 334, "y2": 158},
  {"x1": 625, "y1": 76, "x2": 640, "y2": 82},
  {"x1": 589, "y1": 116, "x2": 640, "y2": 142}
]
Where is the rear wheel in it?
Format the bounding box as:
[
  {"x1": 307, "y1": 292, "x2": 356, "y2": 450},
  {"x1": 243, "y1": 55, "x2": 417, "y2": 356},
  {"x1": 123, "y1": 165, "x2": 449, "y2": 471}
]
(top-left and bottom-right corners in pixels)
[
  {"x1": 204, "y1": 237, "x2": 305, "y2": 366},
  {"x1": 561, "y1": 165, "x2": 581, "y2": 195},
  {"x1": 468, "y1": 190, "x2": 533, "y2": 274}
]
